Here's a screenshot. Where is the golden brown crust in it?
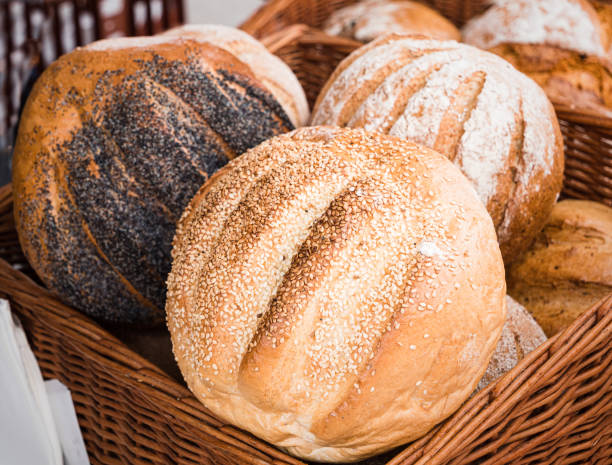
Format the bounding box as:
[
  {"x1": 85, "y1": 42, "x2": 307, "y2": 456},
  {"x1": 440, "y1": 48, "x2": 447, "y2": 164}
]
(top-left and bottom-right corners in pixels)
[
  {"x1": 12, "y1": 34, "x2": 294, "y2": 324},
  {"x1": 311, "y1": 35, "x2": 564, "y2": 264},
  {"x1": 323, "y1": 0, "x2": 461, "y2": 43},
  {"x1": 489, "y1": 43, "x2": 612, "y2": 116},
  {"x1": 507, "y1": 200, "x2": 612, "y2": 336},
  {"x1": 166, "y1": 126, "x2": 506, "y2": 462}
]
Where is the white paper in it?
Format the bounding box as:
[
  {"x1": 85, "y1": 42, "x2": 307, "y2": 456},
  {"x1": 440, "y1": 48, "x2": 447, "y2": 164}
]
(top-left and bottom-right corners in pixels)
[
  {"x1": 0, "y1": 300, "x2": 61, "y2": 465},
  {"x1": 45, "y1": 380, "x2": 90, "y2": 465},
  {"x1": 0, "y1": 299, "x2": 90, "y2": 465}
]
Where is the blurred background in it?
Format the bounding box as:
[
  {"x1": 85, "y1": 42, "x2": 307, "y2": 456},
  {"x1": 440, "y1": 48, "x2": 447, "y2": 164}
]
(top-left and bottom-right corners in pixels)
[
  {"x1": 0, "y1": 0, "x2": 264, "y2": 185},
  {"x1": 187, "y1": 0, "x2": 263, "y2": 26}
]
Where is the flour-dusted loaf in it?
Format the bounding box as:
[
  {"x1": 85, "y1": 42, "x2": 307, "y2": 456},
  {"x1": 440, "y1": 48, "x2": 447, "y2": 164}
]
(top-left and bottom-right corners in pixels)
[
  {"x1": 507, "y1": 200, "x2": 612, "y2": 336},
  {"x1": 462, "y1": 0, "x2": 612, "y2": 115},
  {"x1": 477, "y1": 296, "x2": 547, "y2": 391},
  {"x1": 311, "y1": 35, "x2": 564, "y2": 262},
  {"x1": 323, "y1": 0, "x2": 460, "y2": 43},
  {"x1": 162, "y1": 25, "x2": 309, "y2": 126},
  {"x1": 12, "y1": 29, "x2": 297, "y2": 325},
  {"x1": 488, "y1": 43, "x2": 612, "y2": 116},
  {"x1": 462, "y1": 0, "x2": 612, "y2": 58},
  {"x1": 166, "y1": 126, "x2": 507, "y2": 462}
]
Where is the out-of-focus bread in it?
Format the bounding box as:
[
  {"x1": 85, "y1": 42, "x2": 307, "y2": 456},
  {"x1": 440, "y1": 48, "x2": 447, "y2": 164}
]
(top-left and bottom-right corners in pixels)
[
  {"x1": 507, "y1": 200, "x2": 612, "y2": 336},
  {"x1": 478, "y1": 296, "x2": 547, "y2": 391},
  {"x1": 166, "y1": 126, "x2": 506, "y2": 462},
  {"x1": 462, "y1": 0, "x2": 612, "y2": 58},
  {"x1": 323, "y1": 0, "x2": 461, "y2": 43},
  {"x1": 488, "y1": 43, "x2": 612, "y2": 116}
]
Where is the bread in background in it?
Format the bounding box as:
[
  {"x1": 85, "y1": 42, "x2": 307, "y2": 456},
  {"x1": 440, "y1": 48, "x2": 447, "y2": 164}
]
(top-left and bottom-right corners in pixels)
[
  {"x1": 478, "y1": 296, "x2": 547, "y2": 391},
  {"x1": 507, "y1": 200, "x2": 612, "y2": 336},
  {"x1": 463, "y1": 0, "x2": 612, "y2": 115},
  {"x1": 323, "y1": 0, "x2": 460, "y2": 43},
  {"x1": 462, "y1": 0, "x2": 612, "y2": 58},
  {"x1": 488, "y1": 43, "x2": 612, "y2": 116}
]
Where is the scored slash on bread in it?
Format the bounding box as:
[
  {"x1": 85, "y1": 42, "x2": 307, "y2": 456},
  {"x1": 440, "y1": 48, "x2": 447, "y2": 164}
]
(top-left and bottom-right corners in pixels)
[
  {"x1": 12, "y1": 28, "x2": 302, "y2": 324},
  {"x1": 311, "y1": 34, "x2": 564, "y2": 263}
]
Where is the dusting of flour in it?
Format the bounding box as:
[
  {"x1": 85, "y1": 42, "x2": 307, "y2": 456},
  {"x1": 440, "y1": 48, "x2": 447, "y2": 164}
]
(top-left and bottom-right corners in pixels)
[
  {"x1": 462, "y1": 0, "x2": 607, "y2": 57},
  {"x1": 312, "y1": 36, "x2": 559, "y2": 236}
]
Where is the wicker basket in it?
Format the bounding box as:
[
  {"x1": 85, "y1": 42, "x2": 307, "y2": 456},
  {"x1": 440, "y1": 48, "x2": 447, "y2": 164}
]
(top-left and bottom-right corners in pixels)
[
  {"x1": 0, "y1": 23, "x2": 611, "y2": 465},
  {"x1": 243, "y1": 0, "x2": 612, "y2": 207},
  {"x1": 240, "y1": 0, "x2": 490, "y2": 38}
]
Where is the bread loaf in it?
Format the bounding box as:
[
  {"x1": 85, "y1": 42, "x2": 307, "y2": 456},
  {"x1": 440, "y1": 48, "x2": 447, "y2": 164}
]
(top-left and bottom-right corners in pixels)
[
  {"x1": 488, "y1": 43, "x2": 612, "y2": 116},
  {"x1": 462, "y1": 0, "x2": 612, "y2": 58},
  {"x1": 311, "y1": 35, "x2": 564, "y2": 263},
  {"x1": 162, "y1": 25, "x2": 309, "y2": 126},
  {"x1": 507, "y1": 200, "x2": 612, "y2": 336},
  {"x1": 477, "y1": 296, "x2": 547, "y2": 391},
  {"x1": 323, "y1": 0, "x2": 460, "y2": 43},
  {"x1": 166, "y1": 126, "x2": 506, "y2": 462},
  {"x1": 12, "y1": 29, "x2": 299, "y2": 324}
]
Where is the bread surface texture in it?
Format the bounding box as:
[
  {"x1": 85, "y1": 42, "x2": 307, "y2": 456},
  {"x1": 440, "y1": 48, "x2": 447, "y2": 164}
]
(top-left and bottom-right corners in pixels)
[
  {"x1": 166, "y1": 126, "x2": 506, "y2": 462},
  {"x1": 507, "y1": 200, "x2": 612, "y2": 336},
  {"x1": 323, "y1": 0, "x2": 460, "y2": 43},
  {"x1": 488, "y1": 43, "x2": 612, "y2": 116},
  {"x1": 462, "y1": 0, "x2": 612, "y2": 57},
  {"x1": 12, "y1": 30, "x2": 294, "y2": 324},
  {"x1": 162, "y1": 25, "x2": 309, "y2": 126},
  {"x1": 311, "y1": 35, "x2": 564, "y2": 263},
  {"x1": 478, "y1": 296, "x2": 547, "y2": 391}
]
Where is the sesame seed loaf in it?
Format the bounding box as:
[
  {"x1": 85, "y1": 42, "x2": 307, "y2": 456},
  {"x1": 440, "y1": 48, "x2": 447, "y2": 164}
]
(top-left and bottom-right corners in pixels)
[
  {"x1": 323, "y1": 0, "x2": 460, "y2": 43},
  {"x1": 462, "y1": 0, "x2": 612, "y2": 58},
  {"x1": 487, "y1": 43, "x2": 612, "y2": 116},
  {"x1": 166, "y1": 126, "x2": 506, "y2": 462},
  {"x1": 12, "y1": 29, "x2": 299, "y2": 325},
  {"x1": 311, "y1": 35, "x2": 564, "y2": 263},
  {"x1": 507, "y1": 200, "x2": 612, "y2": 337}
]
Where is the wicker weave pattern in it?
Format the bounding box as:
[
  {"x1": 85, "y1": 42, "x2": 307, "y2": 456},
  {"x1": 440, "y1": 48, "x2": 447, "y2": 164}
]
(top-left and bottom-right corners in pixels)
[{"x1": 241, "y1": 0, "x2": 490, "y2": 38}]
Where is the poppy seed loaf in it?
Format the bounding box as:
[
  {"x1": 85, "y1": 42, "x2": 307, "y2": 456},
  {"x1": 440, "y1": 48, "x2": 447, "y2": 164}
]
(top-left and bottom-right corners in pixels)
[
  {"x1": 166, "y1": 126, "x2": 506, "y2": 462},
  {"x1": 311, "y1": 35, "x2": 564, "y2": 262},
  {"x1": 162, "y1": 25, "x2": 309, "y2": 126},
  {"x1": 12, "y1": 28, "x2": 302, "y2": 324}
]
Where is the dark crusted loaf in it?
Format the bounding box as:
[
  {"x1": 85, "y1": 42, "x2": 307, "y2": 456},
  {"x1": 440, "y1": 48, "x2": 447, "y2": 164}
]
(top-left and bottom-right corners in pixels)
[{"x1": 12, "y1": 33, "x2": 295, "y2": 325}]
